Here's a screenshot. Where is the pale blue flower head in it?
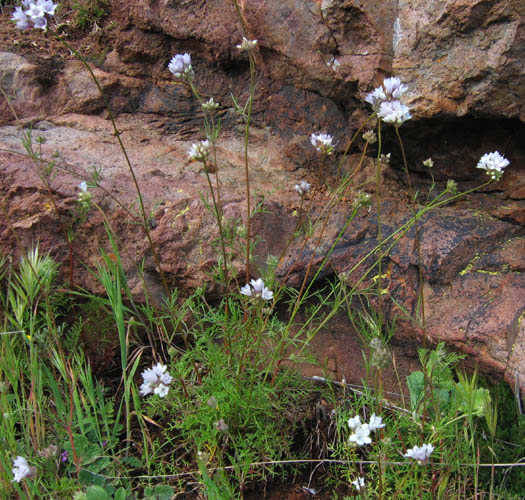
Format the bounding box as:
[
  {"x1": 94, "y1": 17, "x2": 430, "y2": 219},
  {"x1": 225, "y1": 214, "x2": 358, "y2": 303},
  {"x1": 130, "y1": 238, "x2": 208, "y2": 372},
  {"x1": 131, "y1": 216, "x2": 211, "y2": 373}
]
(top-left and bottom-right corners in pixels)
[
  {"x1": 32, "y1": 16, "x2": 48, "y2": 29},
  {"x1": 140, "y1": 362, "x2": 173, "y2": 398},
  {"x1": 154, "y1": 384, "x2": 169, "y2": 397},
  {"x1": 368, "y1": 413, "x2": 385, "y2": 431},
  {"x1": 310, "y1": 132, "x2": 334, "y2": 155},
  {"x1": 11, "y1": 0, "x2": 58, "y2": 30},
  {"x1": 240, "y1": 278, "x2": 273, "y2": 301},
  {"x1": 12, "y1": 456, "x2": 34, "y2": 482},
  {"x1": 188, "y1": 140, "x2": 210, "y2": 163},
  {"x1": 404, "y1": 443, "x2": 434, "y2": 464},
  {"x1": 365, "y1": 87, "x2": 387, "y2": 111},
  {"x1": 365, "y1": 76, "x2": 411, "y2": 124},
  {"x1": 11, "y1": 7, "x2": 31, "y2": 30},
  {"x1": 168, "y1": 53, "x2": 193, "y2": 79},
  {"x1": 294, "y1": 180, "x2": 311, "y2": 196},
  {"x1": 347, "y1": 415, "x2": 361, "y2": 430},
  {"x1": 383, "y1": 76, "x2": 408, "y2": 99},
  {"x1": 378, "y1": 100, "x2": 412, "y2": 127},
  {"x1": 37, "y1": 0, "x2": 58, "y2": 15},
  {"x1": 25, "y1": 3, "x2": 45, "y2": 20},
  {"x1": 349, "y1": 423, "x2": 372, "y2": 446}
]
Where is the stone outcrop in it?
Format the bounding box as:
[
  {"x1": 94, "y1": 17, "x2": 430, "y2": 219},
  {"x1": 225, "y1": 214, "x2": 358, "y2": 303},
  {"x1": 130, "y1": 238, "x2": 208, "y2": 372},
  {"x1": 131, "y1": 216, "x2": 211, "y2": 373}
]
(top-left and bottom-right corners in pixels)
[
  {"x1": 0, "y1": 0, "x2": 524, "y2": 394},
  {"x1": 108, "y1": 0, "x2": 525, "y2": 120}
]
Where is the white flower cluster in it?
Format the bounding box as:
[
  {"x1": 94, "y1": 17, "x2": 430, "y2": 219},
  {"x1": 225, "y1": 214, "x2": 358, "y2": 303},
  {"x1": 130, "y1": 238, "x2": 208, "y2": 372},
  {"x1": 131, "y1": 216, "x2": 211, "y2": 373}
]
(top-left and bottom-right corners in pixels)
[
  {"x1": 404, "y1": 443, "x2": 434, "y2": 464},
  {"x1": 362, "y1": 129, "x2": 377, "y2": 144},
  {"x1": 11, "y1": 0, "x2": 57, "y2": 30},
  {"x1": 168, "y1": 53, "x2": 193, "y2": 79},
  {"x1": 202, "y1": 97, "x2": 220, "y2": 112},
  {"x1": 139, "y1": 362, "x2": 173, "y2": 398},
  {"x1": 352, "y1": 476, "x2": 365, "y2": 491},
  {"x1": 423, "y1": 157, "x2": 434, "y2": 168},
  {"x1": 294, "y1": 180, "x2": 311, "y2": 196},
  {"x1": 236, "y1": 37, "x2": 258, "y2": 52},
  {"x1": 11, "y1": 456, "x2": 35, "y2": 482},
  {"x1": 310, "y1": 132, "x2": 334, "y2": 155},
  {"x1": 476, "y1": 151, "x2": 509, "y2": 181},
  {"x1": 77, "y1": 181, "x2": 92, "y2": 208},
  {"x1": 240, "y1": 278, "x2": 273, "y2": 301},
  {"x1": 347, "y1": 412, "x2": 385, "y2": 447},
  {"x1": 188, "y1": 140, "x2": 210, "y2": 163},
  {"x1": 365, "y1": 77, "x2": 412, "y2": 127}
]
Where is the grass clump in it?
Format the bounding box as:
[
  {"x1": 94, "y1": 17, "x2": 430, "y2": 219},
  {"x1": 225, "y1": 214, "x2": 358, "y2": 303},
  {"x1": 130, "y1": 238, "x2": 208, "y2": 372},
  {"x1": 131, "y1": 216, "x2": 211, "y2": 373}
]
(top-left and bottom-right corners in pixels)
[{"x1": 70, "y1": 0, "x2": 109, "y2": 30}]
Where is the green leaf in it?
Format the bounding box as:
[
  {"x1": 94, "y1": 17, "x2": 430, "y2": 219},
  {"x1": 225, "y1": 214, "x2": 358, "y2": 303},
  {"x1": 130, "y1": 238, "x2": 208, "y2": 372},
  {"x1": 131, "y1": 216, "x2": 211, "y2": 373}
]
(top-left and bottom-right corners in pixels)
[
  {"x1": 406, "y1": 371, "x2": 424, "y2": 411},
  {"x1": 153, "y1": 485, "x2": 175, "y2": 500},
  {"x1": 86, "y1": 485, "x2": 110, "y2": 500},
  {"x1": 114, "y1": 488, "x2": 127, "y2": 500}
]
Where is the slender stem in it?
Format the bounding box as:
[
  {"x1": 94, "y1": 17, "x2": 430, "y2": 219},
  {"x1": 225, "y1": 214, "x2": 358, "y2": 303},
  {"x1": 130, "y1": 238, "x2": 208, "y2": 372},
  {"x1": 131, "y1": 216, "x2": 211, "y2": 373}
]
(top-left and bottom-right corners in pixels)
[
  {"x1": 394, "y1": 125, "x2": 426, "y2": 346},
  {"x1": 55, "y1": 35, "x2": 170, "y2": 295},
  {"x1": 243, "y1": 53, "x2": 256, "y2": 283},
  {"x1": 336, "y1": 112, "x2": 376, "y2": 178},
  {"x1": 230, "y1": 0, "x2": 255, "y2": 284},
  {"x1": 375, "y1": 121, "x2": 383, "y2": 308},
  {"x1": 188, "y1": 80, "x2": 230, "y2": 290},
  {"x1": 203, "y1": 160, "x2": 229, "y2": 288}
]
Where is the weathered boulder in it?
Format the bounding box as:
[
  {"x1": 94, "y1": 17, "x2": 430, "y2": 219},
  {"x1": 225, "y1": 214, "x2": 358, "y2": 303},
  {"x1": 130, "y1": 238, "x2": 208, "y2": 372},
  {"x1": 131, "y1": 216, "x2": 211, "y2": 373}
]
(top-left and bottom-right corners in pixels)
[{"x1": 110, "y1": 0, "x2": 524, "y2": 120}]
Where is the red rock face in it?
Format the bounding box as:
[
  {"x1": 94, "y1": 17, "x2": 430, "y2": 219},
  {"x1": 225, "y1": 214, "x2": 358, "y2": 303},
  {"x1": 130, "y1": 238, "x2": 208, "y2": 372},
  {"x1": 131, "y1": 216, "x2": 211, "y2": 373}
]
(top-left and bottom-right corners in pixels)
[{"x1": 0, "y1": 0, "x2": 524, "y2": 394}]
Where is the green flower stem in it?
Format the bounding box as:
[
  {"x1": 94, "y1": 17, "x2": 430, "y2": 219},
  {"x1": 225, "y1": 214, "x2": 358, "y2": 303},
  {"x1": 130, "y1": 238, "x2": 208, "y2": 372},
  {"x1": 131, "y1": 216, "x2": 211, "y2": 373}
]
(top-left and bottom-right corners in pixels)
[
  {"x1": 243, "y1": 51, "x2": 256, "y2": 285},
  {"x1": 375, "y1": 120, "x2": 383, "y2": 307},
  {"x1": 202, "y1": 159, "x2": 229, "y2": 287},
  {"x1": 187, "y1": 80, "x2": 230, "y2": 290},
  {"x1": 278, "y1": 138, "x2": 372, "y2": 323},
  {"x1": 394, "y1": 125, "x2": 427, "y2": 348},
  {"x1": 336, "y1": 112, "x2": 377, "y2": 178},
  {"x1": 231, "y1": 0, "x2": 256, "y2": 285}
]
